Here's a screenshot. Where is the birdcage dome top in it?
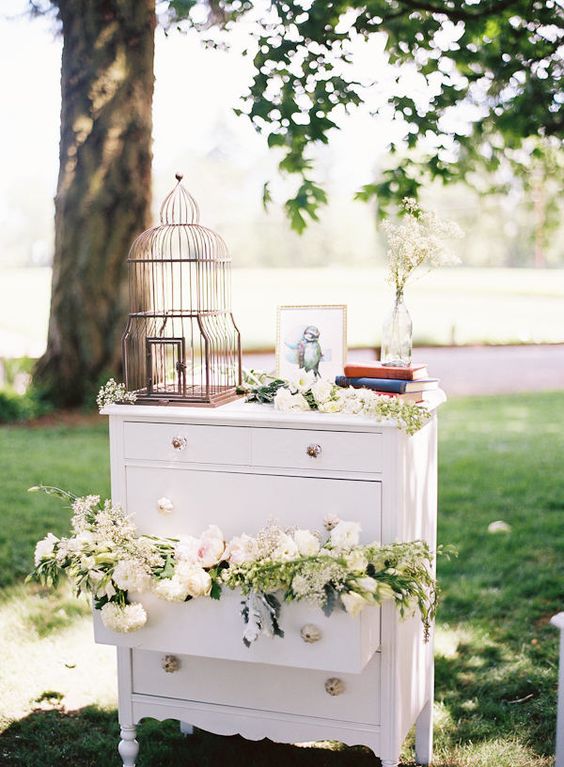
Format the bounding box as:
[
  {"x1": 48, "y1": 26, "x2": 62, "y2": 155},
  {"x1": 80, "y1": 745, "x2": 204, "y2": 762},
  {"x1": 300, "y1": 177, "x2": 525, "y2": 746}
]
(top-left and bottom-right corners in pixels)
[{"x1": 128, "y1": 175, "x2": 229, "y2": 262}]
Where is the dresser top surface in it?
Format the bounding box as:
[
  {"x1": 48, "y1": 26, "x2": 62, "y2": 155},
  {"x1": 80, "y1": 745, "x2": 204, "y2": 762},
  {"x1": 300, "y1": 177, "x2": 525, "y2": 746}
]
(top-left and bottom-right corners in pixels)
[{"x1": 101, "y1": 390, "x2": 445, "y2": 431}]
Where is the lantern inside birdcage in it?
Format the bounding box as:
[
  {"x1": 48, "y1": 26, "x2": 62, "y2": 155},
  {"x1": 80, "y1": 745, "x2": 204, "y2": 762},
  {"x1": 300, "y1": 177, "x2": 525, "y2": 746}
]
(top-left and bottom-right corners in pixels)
[{"x1": 122, "y1": 175, "x2": 242, "y2": 406}]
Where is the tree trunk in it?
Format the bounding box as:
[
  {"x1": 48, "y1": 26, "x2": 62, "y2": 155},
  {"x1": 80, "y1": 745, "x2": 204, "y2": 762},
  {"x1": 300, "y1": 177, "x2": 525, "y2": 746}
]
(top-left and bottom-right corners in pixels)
[{"x1": 35, "y1": 0, "x2": 155, "y2": 406}]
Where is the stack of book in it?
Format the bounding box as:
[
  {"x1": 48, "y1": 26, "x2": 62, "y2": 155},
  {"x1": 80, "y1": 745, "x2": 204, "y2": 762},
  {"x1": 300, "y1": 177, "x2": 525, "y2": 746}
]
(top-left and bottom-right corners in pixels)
[{"x1": 335, "y1": 362, "x2": 439, "y2": 402}]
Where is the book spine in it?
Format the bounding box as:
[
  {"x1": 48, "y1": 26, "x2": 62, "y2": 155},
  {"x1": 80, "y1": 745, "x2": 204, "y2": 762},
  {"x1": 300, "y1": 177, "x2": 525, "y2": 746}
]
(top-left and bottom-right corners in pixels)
[{"x1": 335, "y1": 376, "x2": 408, "y2": 393}]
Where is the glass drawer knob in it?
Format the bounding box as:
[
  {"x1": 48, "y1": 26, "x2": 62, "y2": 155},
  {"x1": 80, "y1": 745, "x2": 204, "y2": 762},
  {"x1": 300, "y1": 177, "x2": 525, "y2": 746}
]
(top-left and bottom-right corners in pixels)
[
  {"x1": 300, "y1": 624, "x2": 322, "y2": 643},
  {"x1": 171, "y1": 436, "x2": 187, "y2": 451},
  {"x1": 157, "y1": 497, "x2": 174, "y2": 514},
  {"x1": 162, "y1": 655, "x2": 180, "y2": 673},
  {"x1": 325, "y1": 677, "x2": 345, "y2": 696},
  {"x1": 306, "y1": 443, "x2": 322, "y2": 458}
]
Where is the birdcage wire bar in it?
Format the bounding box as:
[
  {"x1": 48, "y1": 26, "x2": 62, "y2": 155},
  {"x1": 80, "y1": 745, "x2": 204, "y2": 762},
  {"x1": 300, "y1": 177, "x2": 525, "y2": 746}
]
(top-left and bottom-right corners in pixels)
[{"x1": 122, "y1": 175, "x2": 242, "y2": 406}]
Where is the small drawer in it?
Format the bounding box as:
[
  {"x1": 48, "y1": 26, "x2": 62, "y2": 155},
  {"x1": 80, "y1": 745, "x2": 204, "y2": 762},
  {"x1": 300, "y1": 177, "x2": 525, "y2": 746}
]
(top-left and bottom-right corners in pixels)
[
  {"x1": 94, "y1": 590, "x2": 380, "y2": 674},
  {"x1": 123, "y1": 422, "x2": 251, "y2": 466},
  {"x1": 131, "y1": 649, "x2": 381, "y2": 724},
  {"x1": 252, "y1": 428, "x2": 383, "y2": 474}
]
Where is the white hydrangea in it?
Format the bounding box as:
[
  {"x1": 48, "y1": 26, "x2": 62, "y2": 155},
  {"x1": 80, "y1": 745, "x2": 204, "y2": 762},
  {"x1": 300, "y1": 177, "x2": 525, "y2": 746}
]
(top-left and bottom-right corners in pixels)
[
  {"x1": 100, "y1": 602, "x2": 147, "y2": 633},
  {"x1": 34, "y1": 533, "x2": 59, "y2": 566}
]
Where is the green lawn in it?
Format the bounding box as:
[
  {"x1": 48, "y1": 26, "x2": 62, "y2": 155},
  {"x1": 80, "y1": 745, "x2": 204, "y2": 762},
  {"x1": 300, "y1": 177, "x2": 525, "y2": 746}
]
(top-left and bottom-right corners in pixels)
[{"x1": 0, "y1": 393, "x2": 562, "y2": 766}]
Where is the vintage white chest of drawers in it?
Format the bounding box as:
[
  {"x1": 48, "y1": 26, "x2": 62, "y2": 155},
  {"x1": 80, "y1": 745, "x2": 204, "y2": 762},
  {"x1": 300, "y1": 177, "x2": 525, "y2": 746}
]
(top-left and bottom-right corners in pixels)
[{"x1": 99, "y1": 396, "x2": 443, "y2": 767}]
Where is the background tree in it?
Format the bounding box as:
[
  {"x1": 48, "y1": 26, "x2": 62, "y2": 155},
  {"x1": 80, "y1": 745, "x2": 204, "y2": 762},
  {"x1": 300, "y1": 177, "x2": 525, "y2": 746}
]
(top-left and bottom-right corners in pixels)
[{"x1": 33, "y1": 0, "x2": 562, "y2": 405}]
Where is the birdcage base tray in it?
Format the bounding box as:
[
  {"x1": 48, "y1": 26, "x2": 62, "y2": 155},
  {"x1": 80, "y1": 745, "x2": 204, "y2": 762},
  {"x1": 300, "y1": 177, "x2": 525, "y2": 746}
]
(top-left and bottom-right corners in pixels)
[{"x1": 132, "y1": 389, "x2": 243, "y2": 408}]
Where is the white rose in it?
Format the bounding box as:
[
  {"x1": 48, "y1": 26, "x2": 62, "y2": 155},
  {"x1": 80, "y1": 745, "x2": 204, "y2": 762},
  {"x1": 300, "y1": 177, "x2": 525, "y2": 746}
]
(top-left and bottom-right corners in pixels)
[
  {"x1": 227, "y1": 533, "x2": 258, "y2": 564},
  {"x1": 330, "y1": 520, "x2": 361, "y2": 550},
  {"x1": 182, "y1": 565, "x2": 212, "y2": 597},
  {"x1": 272, "y1": 533, "x2": 299, "y2": 561},
  {"x1": 346, "y1": 549, "x2": 368, "y2": 573},
  {"x1": 34, "y1": 533, "x2": 59, "y2": 566},
  {"x1": 310, "y1": 379, "x2": 333, "y2": 405},
  {"x1": 293, "y1": 529, "x2": 320, "y2": 557},
  {"x1": 274, "y1": 388, "x2": 310, "y2": 412},
  {"x1": 341, "y1": 591, "x2": 367, "y2": 617},
  {"x1": 100, "y1": 601, "x2": 147, "y2": 633}
]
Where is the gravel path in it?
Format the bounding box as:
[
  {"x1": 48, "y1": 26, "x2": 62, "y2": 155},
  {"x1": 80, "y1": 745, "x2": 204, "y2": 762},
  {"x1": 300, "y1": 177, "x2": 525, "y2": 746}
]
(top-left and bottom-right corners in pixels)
[{"x1": 243, "y1": 344, "x2": 564, "y2": 397}]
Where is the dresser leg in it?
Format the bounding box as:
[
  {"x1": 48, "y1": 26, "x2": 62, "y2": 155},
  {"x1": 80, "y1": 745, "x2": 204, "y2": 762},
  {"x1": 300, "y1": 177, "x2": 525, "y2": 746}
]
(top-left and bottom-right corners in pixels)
[
  {"x1": 180, "y1": 721, "x2": 193, "y2": 735},
  {"x1": 381, "y1": 759, "x2": 399, "y2": 767},
  {"x1": 118, "y1": 725, "x2": 139, "y2": 767},
  {"x1": 415, "y1": 698, "x2": 433, "y2": 765}
]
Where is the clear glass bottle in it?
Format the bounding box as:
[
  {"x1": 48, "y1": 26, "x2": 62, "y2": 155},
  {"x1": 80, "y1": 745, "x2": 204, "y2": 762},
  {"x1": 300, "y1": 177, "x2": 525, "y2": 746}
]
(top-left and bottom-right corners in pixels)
[{"x1": 381, "y1": 291, "x2": 413, "y2": 367}]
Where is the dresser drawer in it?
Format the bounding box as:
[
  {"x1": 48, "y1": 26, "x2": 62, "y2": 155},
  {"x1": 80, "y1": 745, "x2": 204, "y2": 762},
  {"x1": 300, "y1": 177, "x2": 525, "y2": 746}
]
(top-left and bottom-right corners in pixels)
[
  {"x1": 122, "y1": 422, "x2": 251, "y2": 466},
  {"x1": 252, "y1": 428, "x2": 383, "y2": 474},
  {"x1": 124, "y1": 466, "x2": 381, "y2": 540},
  {"x1": 131, "y1": 649, "x2": 381, "y2": 724},
  {"x1": 94, "y1": 590, "x2": 380, "y2": 674}
]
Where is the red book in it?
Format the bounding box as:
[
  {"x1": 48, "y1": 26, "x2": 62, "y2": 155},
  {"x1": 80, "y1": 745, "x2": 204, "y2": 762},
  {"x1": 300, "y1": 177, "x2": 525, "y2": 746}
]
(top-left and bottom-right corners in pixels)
[{"x1": 344, "y1": 362, "x2": 428, "y2": 381}]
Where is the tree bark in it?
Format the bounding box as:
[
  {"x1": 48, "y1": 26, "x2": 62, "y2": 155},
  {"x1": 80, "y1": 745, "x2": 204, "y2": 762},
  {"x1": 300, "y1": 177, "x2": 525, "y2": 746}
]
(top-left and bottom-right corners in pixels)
[{"x1": 35, "y1": 0, "x2": 155, "y2": 406}]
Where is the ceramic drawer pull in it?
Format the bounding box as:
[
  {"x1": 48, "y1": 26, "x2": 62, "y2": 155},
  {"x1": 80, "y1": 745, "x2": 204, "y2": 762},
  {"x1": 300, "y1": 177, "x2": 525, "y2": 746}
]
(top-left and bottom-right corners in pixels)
[
  {"x1": 161, "y1": 655, "x2": 180, "y2": 673},
  {"x1": 306, "y1": 443, "x2": 322, "y2": 458},
  {"x1": 325, "y1": 677, "x2": 345, "y2": 696},
  {"x1": 300, "y1": 624, "x2": 322, "y2": 643},
  {"x1": 157, "y1": 497, "x2": 174, "y2": 514},
  {"x1": 171, "y1": 436, "x2": 187, "y2": 451}
]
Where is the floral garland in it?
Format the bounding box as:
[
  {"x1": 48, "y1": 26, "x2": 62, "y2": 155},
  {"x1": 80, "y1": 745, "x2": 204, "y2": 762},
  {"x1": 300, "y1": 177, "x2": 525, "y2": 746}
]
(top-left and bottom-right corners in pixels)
[
  {"x1": 238, "y1": 369, "x2": 432, "y2": 435},
  {"x1": 29, "y1": 487, "x2": 439, "y2": 644},
  {"x1": 96, "y1": 379, "x2": 136, "y2": 410}
]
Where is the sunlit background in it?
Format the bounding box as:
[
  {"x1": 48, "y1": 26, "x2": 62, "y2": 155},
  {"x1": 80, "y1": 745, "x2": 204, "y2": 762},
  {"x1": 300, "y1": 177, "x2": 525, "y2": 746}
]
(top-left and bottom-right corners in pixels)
[{"x1": 1, "y1": 0, "x2": 563, "y2": 359}]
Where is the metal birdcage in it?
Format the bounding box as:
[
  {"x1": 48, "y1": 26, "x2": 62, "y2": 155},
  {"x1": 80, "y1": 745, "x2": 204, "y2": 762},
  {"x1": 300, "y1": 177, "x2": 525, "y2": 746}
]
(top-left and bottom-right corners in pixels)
[{"x1": 122, "y1": 175, "x2": 242, "y2": 406}]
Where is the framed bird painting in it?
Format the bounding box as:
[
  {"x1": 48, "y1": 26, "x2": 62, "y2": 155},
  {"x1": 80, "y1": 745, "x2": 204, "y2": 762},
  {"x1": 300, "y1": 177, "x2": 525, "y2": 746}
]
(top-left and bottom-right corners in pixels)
[{"x1": 276, "y1": 304, "x2": 347, "y2": 382}]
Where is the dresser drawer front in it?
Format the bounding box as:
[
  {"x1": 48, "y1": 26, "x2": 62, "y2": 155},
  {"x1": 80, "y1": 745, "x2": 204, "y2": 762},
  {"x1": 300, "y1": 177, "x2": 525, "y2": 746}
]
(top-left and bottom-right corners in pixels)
[
  {"x1": 252, "y1": 428, "x2": 383, "y2": 474},
  {"x1": 131, "y1": 649, "x2": 381, "y2": 724},
  {"x1": 125, "y1": 466, "x2": 381, "y2": 541},
  {"x1": 123, "y1": 422, "x2": 251, "y2": 466},
  {"x1": 94, "y1": 590, "x2": 380, "y2": 673}
]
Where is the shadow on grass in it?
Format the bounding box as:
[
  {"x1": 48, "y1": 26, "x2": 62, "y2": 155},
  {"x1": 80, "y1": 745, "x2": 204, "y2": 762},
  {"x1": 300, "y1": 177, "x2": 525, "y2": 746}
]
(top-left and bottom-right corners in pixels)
[{"x1": 0, "y1": 706, "x2": 383, "y2": 767}]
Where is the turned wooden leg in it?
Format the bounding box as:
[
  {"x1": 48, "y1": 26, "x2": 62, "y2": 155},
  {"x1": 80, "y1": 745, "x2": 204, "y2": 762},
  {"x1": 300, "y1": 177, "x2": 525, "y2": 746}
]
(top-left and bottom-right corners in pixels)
[
  {"x1": 381, "y1": 759, "x2": 399, "y2": 767},
  {"x1": 180, "y1": 721, "x2": 193, "y2": 735},
  {"x1": 118, "y1": 725, "x2": 139, "y2": 767},
  {"x1": 415, "y1": 698, "x2": 434, "y2": 766}
]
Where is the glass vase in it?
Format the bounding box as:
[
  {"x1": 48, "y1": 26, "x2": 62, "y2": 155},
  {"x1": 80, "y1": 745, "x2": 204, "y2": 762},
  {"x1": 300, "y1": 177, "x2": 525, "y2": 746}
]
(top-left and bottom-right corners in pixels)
[{"x1": 381, "y1": 291, "x2": 413, "y2": 367}]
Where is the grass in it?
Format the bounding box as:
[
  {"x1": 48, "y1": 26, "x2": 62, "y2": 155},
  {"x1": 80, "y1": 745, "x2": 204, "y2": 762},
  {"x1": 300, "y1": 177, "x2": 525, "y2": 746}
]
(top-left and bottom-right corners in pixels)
[{"x1": 0, "y1": 392, "x2": 562, "y2": 765}]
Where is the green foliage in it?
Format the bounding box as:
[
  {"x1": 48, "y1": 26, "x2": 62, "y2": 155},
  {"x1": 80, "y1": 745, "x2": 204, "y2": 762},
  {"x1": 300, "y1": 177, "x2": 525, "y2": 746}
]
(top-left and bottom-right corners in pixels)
[
  {"x1": 0, "y1": 388, "x2": 51, "y2": 424},
  {"x1": 172, "y1": 0, "x2": 562, "y2": 227}
]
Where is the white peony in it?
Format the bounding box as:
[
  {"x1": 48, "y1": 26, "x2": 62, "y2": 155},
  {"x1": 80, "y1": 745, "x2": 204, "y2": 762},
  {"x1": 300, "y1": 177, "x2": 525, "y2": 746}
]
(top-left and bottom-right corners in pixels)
[
  {"x1": 227, "y1": 533, "x2": 258, "y2": 564},
  {"x1": 293, "y1": 529, "x2": 320, "y2": 557},
  {"x1": 112, "y1": 559, "x2": 152, "y2": 593},
  {"x1": 310, "y1": 379, "x2": 333, "y2": 405},
  {"x1": 330, "y1": 520, "x2": 361, "y2": 550},
  {"x1": 100, "y1": 601, "x2": 147, "y2": 633},
  {"x1": 274, "y1": 388, "x2": 310, "y2": 413},
  {"x1": 341, "y1": 591, "x2": 367, "y2": 617},
  {"x1": 196, "y1": 526, "x2": 226, "y2": 568},
  {"x1": 34, "y1": 533, "x2": 59, "y2": 566},
  {"x1": 153, "y1": 576, "x2": 190, "y2": 602},
  {"x1": 271, "y1": 533, "x2": 299, "y2": 561}
]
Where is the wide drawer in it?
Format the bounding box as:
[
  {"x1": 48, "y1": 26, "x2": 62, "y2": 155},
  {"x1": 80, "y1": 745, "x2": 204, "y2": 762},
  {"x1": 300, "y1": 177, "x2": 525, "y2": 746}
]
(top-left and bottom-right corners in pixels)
[
  {"x1": 252, "y1": 428, "x2": 383, "y2": 474},
  {"x1": 124, "y1": 466, "x2": 382, "y2": 540},
  {"x1": 131, "y1": 649, "x2": 381, "y2": 724},
  {"x1": 123, "y1": 422, "x2": 251, "y2": 466},
  {"x1": 93, "y1": 590, "x2": 380, "y2": 674}
]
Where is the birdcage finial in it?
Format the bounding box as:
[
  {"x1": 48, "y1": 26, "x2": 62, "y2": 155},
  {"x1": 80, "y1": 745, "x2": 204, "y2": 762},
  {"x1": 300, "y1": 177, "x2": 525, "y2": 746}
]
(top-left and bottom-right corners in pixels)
[{"x1": 160, "y1": 174, "x2": 200, "y2": 225}]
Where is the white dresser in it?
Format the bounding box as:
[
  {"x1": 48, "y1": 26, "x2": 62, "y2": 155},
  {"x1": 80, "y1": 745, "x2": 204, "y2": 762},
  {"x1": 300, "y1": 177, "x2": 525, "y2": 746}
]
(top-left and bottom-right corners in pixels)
[{"x1": 99, "y1": 396, "x2": 443, "y2": 767}]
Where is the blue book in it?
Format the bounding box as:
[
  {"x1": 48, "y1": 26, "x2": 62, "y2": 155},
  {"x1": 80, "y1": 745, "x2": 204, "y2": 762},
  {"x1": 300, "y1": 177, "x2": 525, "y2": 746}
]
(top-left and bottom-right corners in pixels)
[{"x1": 335, "y1": 376, "x2": 439, "y2": 393}]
